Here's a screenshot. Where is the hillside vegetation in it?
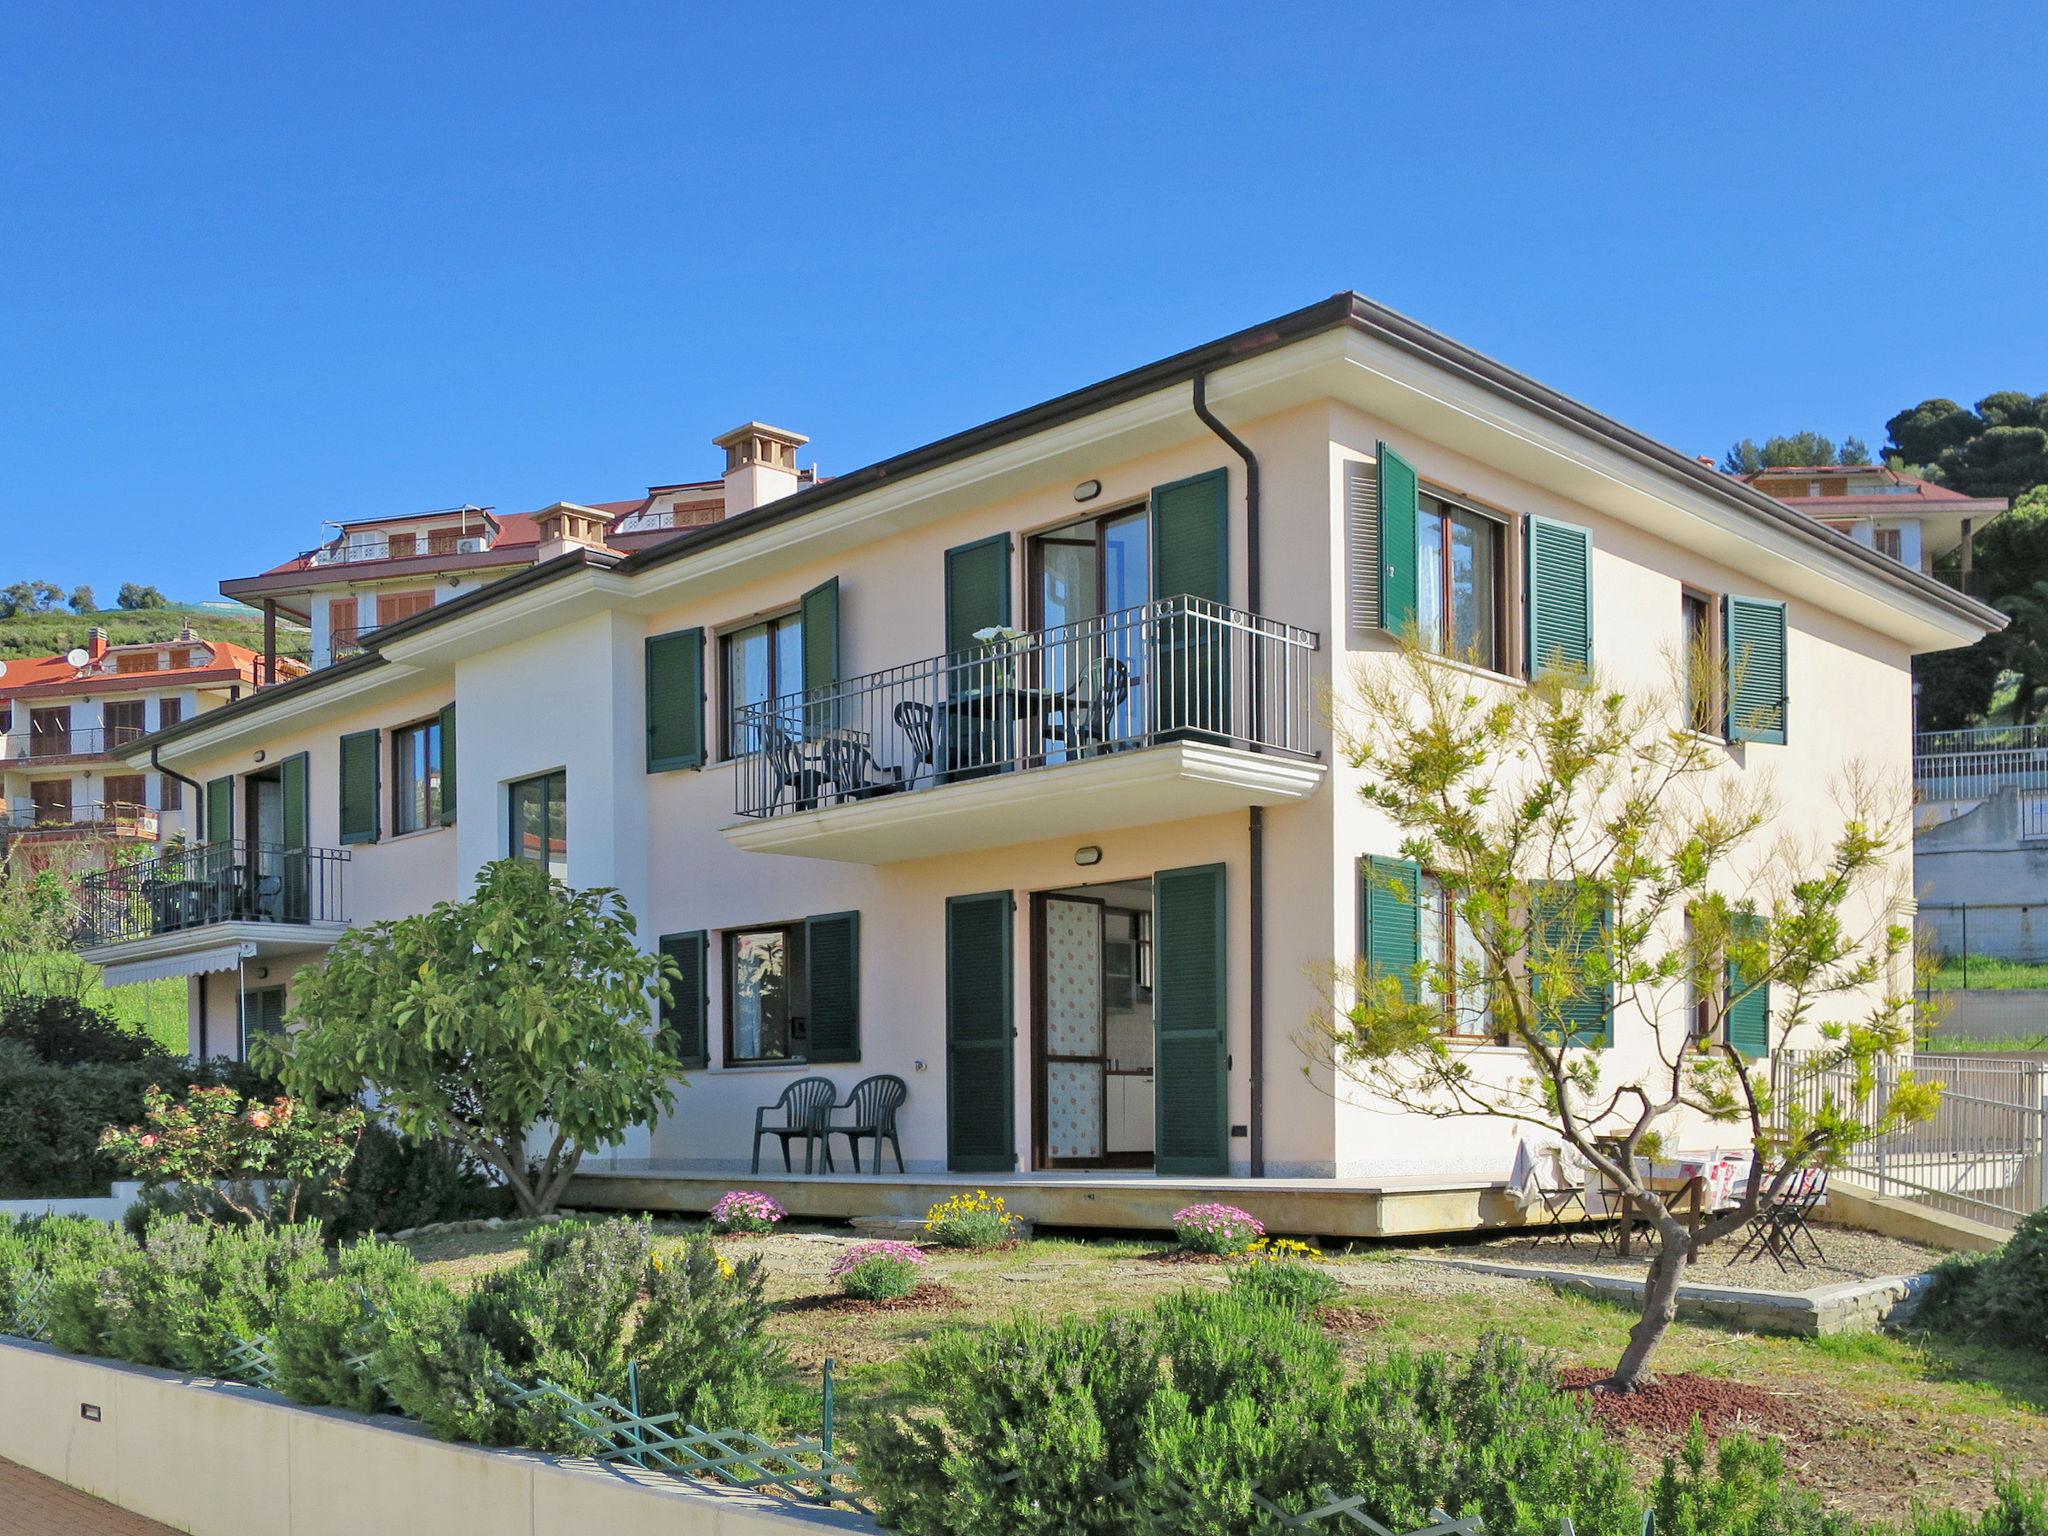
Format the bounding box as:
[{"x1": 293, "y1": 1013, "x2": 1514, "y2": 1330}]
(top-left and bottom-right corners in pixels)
[{"x1": 0, "y1": 603, "x2": 309, "y2": 664}]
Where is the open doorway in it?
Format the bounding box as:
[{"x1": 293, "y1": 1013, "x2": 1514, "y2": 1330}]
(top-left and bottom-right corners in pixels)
[{"x1": 1031, "y1": 878, "x2": 1155, "y2": 1169}]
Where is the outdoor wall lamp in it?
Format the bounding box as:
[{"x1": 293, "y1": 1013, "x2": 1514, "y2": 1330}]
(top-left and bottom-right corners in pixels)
[
  {"x1": 1073, "y1": 479, "x2": 1102, "y2": 502},
  {"x1": 1075, "y1": 845, "x2": 1102, "y2": 866}
]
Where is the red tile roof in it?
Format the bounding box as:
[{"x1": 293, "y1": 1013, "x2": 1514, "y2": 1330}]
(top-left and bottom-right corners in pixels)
[{"x1": 0, "y1": 640, "x2": 303, "y2": 701}]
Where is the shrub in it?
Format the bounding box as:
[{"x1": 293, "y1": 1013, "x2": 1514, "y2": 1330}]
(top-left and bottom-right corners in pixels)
[
  {"x1": 1915, "y1": 1207, "x2": 2048, "y2": 1353},
  {"x1": 0, "y1": 994, "x2": 174, "y2": 1067},
  {"x1": 1901, "y1": 1476, "x2": 2048, "y2": 1535},
  {"x1": 1650, "y1": 1423, "x2": 1852, "y2": 1536},
  {"x1": 636, "y1": 1236, "x2": 785, "y2": 1431},
  {"x1": 708, "y1": 1190, "x2": 786, "y2": 1235},
  {"x1": 0, "y1": 1043, "x2": 162, "y2": 1198},
  {"x1": 832, "y1": 1241, "x2": 929, "y2": 1300},
  {"x1": 96, "y1": 1216, "x2": 325, "y2": 1376},
  {"x1": 924, "y1": 1189, "x2": 1018, "y2": 1249},
  {"x1": 0, "y1": 1214, "x2": 129, "y2": 1341},
  {"x1": 323, "y1": 1122, "x2": 511, "y2": 1240},
  {"x1": 99, "y1": 1083, "x2": 364, "y2": 1225},
  {"x1": 39, "y1": 1223, "x2": 141, "y2": 1357},
  {"x1": 1227, "y1": 1259, "x2": 1340, "y2": 1316},
  {"x1": 1170, "y1": 1202, "x2": 1263, "y2": 1256},
  {"x1": 272, "y1": 1236, "x2": 426, "y2": 1413}
]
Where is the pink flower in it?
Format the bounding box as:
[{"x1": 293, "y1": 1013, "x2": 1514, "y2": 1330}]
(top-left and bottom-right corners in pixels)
[
  {"x1": 139, "y1": 1134, "x2": 158, "y2": 1149},
  {"x1": 246, "y1": 1110, "x2": 273, "y2": 1129}
]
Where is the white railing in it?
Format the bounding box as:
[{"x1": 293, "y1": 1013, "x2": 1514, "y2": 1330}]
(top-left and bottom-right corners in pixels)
[
  {"x1": 1773, "y1": 1047, "x2": 2047, "y2": 1229},
  {"x1": 732, "y1": 594, "x2": 1319, "y2": 819},
  {"x1": 1914, "y1": 742, "x2": 2048, "y2": 801}
]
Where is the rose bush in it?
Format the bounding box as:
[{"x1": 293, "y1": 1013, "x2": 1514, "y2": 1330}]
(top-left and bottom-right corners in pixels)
[{"x1": 98, "y1": 1083, "x2": 364, "y2": 1224}]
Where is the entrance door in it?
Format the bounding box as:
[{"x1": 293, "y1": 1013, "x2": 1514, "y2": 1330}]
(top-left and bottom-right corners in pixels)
[
  {"x1": 1029, "y1": 507, "x2": 1151, "y2": 763},
  {"x1": 946, "y1": 891, "x2": 1016, "y2": 1172},
  {"x1": 1154, "y1": 863, "x2": 1228, "y2": 1176},
  {"x1": 1033, "y1": 881, "x2": 1157, "y2": 1170}
]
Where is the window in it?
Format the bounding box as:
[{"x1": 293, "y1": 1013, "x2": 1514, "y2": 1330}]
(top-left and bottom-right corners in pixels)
[
  {"x1": 507, "y1": 770, "x2": 567, "y2": 880},
  {"x1": 102, "y1": 774, "x2": 146, "y2": 812},
  {"x1": 103, "y1": 700, "x2": 145, "y2": 743},
  {"x1": 1417, "y1": 874, "x2": 1501, "y2": 1041},
  {"x1": 722, "y1": 611, "x2": 803, "y2": 757},
  {"x1": 1874, "y1": 527, "x2": 1904, "y2": 562},
  {"x1": 726, "y1": 924, "x2": 808, "y2": 1064},
  {"x1": 386, "y1": 532, "x2": 418, "y2": 558},
  {"x1": 1682, "y1": 590, "x2": 1717, "y2": 734},
  {"x1": 240, "y1": 987, "x2": 288, "y2": 1060},
  {"x1": 375, "y1": 590, "x2": 434, "y2": 628},
  {"x1": 1417, "y1": 493, "x2": 1505, "y2": 671},
  {"x1": 115, "y1": 652, "x2": 156, "y2": 673},
  {"x1": 391, "y1": 717, "x2": 445, "y2": 834},
  {"x1": 156, "y1": 698, "x2": 183, "y2": 810}
]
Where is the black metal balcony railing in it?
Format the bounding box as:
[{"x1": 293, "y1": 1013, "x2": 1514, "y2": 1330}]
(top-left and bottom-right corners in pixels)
[
  {"x1": 6, "y1": 724, "x2": 148, "y2": 761},
  {"x1": 733, "y1": 594, "x2": 1319, "y2": 820},
  {"x1": 75, "y1": 839, "x2": 349, "y2": 948}
]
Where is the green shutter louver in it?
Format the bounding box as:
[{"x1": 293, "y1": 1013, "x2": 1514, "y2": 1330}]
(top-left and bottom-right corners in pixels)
[
  {"x1": 205, "y1": 775, "x2": 234, "y2": 846},
  {"x1": 1527, "y1": 516, "x2": 1594, "y2": 678},
  {"x1": 1531, "y1": 880, "x2": 1612, "y2": 1047},
  {"x1": 1377, "y1": 442, "x2": 1420, "y2": 634},
  {"x1": 338, "y1": 730, "x2": 380, "y2": 844},
  {"x1": 1150, "y1": 468, "x2": 1228, "y2": 604},
  {"x1": 1154, "y1": 862, "x2": 1228, "y2": 1177},
  {"x1": 279, "y1": 752, "x2": 309, "y2": 922},
  {"x1": 1725, "y1": 911, "x2": 1770, "y2": 1058},
  {"x1": 944, "y1": 535, "x2": 1012, "y2": 660},
  {"x1": 805, "y1": 910, "x2": 861, "y2": 1063},
  {"x1": 1361, "y1": 855, "x2": 1422, "y2": 1002},
  {"x1": 438, "y1": 703, "x2": 457, "y2": 822},
  {"x1": 658, "y1": 930, "x2": 708, "y2": 1068},
  {"x1": 645, "y1": 628, "x2": 705, "y2": 772},
  {"x1": 800, "y1": 578, "x2": 840, "y2": 696},
  {"x1": 1724, "y1": 596, "x2": 1788, "y2": 745},
  {"x1": 946, "y1": 891, "x2": 1015, "y2": 1172}
]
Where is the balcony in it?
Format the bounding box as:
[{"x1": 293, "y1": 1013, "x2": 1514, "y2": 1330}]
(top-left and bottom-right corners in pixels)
[
  {"x1": 726, "y1": 595, "x2": 1324, "y2": 862},
  {"x1": 2, "y1": 800, "x2": 158, "y2": 840},
  {"x1": 1915, "y1": 724, "x2": 2048, "y2": 803},
  {"x1": 75, "y1": 840, "x2": 351, "y2": 968},
  {"x1": 4, "y1": 724, "x2": 148, "y2": 764},
  {"x1": 328, "y1": 621, "x2": 385, "y2": 660}
]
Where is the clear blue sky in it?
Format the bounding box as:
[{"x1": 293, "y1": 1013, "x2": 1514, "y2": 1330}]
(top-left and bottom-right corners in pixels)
[{"x1": 4, "y1": 3, "x2": 2043, "y2": 603}]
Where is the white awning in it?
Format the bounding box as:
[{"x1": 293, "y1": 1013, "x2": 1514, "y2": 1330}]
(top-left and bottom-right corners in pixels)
[{"x1": 101, "y1": 942, "x2": 255, "y2": 988}]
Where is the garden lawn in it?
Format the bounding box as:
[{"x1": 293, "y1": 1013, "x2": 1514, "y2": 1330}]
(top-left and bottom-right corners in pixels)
[{"x1": 404, "y1": 1221, "x2": 2047, "y2": 1526}]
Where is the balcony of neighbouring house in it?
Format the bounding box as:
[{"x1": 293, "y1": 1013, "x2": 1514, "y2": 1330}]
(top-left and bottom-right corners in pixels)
[
  {"x1": 724, "y1": 594, "x2": 1325, "y2": 862},
  {"x1": 1915, "y1": 724, "x2": 2048, "y2": 806},
  {"x1": 3, "y1": 724, "x2": 149, "y2": 765},
  {"x1": 1, "y1": 800, "x2": 159, "y2": 841},
  {"x1": 74, "y1": 839, "x2": 352, "y2": 979}
]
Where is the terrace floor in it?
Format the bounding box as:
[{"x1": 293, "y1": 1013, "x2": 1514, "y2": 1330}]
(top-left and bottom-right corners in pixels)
[{"x1": 0, "y1": 1458, "x2": 179, "y2": 1536}]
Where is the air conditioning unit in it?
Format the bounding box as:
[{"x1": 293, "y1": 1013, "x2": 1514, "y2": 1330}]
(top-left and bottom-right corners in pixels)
[{"x1": 456, "y1": 537, "x2": 486, "y2": 554}]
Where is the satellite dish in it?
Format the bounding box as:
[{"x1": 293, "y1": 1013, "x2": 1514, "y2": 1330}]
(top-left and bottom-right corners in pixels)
[
  {"x1": 65, "y1": 648, "x2": 89, "y2": 668},
  {"x1": 0, "y1": 660, "x2": 8, "y2": 678}
]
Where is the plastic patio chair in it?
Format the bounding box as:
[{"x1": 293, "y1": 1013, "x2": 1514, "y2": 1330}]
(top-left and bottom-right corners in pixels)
[
  {"x1": 751, "y1": 1076, "x2": 839, "y2": 1174},
  {"x1": 828, "y1": 1074, "x2": 908, "y2": 1174}
]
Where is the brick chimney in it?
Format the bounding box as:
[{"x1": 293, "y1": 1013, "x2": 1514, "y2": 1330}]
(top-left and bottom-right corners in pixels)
[
  {"x1": 86, "y1": 627, "x2": 109, "y2": 661},
  {"x1": 532, "y1": 502, "x2": 615, "y2": 562},
  {"x1": 714, "y1": 422, "x2": 808, "y2": 516}
]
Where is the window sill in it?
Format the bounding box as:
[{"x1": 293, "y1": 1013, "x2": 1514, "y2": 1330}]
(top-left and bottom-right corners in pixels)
[
  {"x1": 1416, "y1": 650, "x2": 1527, "y2": 690},
  {"x1": 716, "y1": 1057, "x2": 815, "y2": 1072},
  {"x1": 383, "y1": 823, "x2": 453, "y2": 845}
]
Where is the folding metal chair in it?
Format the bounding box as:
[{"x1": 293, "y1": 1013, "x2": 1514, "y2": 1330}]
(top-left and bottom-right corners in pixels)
[{"x1": 1732, "y1": 1167, "x2": 1828, "y2": 1272}]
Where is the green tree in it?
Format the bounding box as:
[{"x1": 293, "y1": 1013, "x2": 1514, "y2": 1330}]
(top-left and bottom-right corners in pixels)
[
  {"x1": 1885, "y1": 393, "x2": 2048, "y2": 501},
  {"x1": 1311, "y1": 641, "x2": 1937, "y2": 1392},
  {"x1": 66, "y1": 585, "x2": 96, "y2": 614},
  {"x1": 259, "y1": 860, "x2": 681, "y2": 1216},
  {"x1": 115, "y1": 583, "x2": 169, "y2": 610},
  {"x1": 1720, "y1": 432, "x2": 1869, "y2": 475}
]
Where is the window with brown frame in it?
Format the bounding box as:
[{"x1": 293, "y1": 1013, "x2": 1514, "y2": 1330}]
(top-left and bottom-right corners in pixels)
[
  {"x1": 725, "y1": 923, "x2": 808, "y2": 1064},
  {"x1": 1416, "y1": 492, "x2": 1508, "y2": 673},
  {"x1": 1418, "y1": 873, "x2": 1504, "y2": 1041},
  {"x1": 102, "y1": 774, "x2": 146, "y2": 812},
  {"x1": 1682, "y1": 589, "x2": 1718, "y2": 734},
  {"x1": 386, "y1": 532, "x2": 418, "y2": 558}
]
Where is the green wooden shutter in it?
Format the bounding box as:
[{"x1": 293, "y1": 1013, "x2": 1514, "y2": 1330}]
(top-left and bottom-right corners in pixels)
[
  {"x1": 804, "y1": 910, "x2": 861, "y2": 1064},
  {"x1": 944, "y1": 535, "x2": 1012, "y2": 659},
  {"x1": 1360, "y1": 855, "x2": 1422, "y2": 1002},
  {"x1": 946, "y1": 891, "x2": 1015, "y2": 1172},
  {"x1": 438, "y1": 703, "x2": 457, "y2": 822},
  {"x1": 1725, "y1": 912, "x2": 1770, "y2": 1059},
  {"x1": 801, "y1": 578, "x2": 840, "y2": 695},
  {"x1": 1154, "y1": 863, "x2": 1228, "y2": 1177},
  {"x1": 1150, "y1": 468, "x2": 1228, "y2": 604},
  {"x1": 658, "y1": 930, "x2": 708, "y2": 1068},
  {"x1": 645, "y1": 628, "x2": 706, "y2": 772},
  {"x1": 205, "y1": 775, "x2": 234, "y2": 846},
  {"x1": 1527, "y1": 516, "x2": 1594, "y2": 677},
  {"x1": 1531, "y1": 881, "x2": 1612, "y2": 1047},
  {"x1": 1724, "y1": 596, "x2": 1788, "y2": 745},
  {"x1": 279, "y1": 752, "x2": 309, "y2": 923},
  {"x1": 1377, "y1": 443, "x2": 1420, "y2": 633},
  {"x1": 338, "y1": 730, "x2": 380, "y2": 844}
]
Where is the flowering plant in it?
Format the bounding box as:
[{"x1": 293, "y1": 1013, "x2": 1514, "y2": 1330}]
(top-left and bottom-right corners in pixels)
[
  {"x1": 1171, "y1": 1202, "x2": 1265, "y2": 1256},
  {"x1": 708, "y1": 1190, "x2": 787, "y2": 1235},
  {"x1": 924, "y1": 1189, "x2": 1017, "y2": 1249},
  {"x1": 98, "y1": 1083, "x2": 364, "y2": 1225},
  {"x1": 830, "y1": 1239, "x2": 930, "y2": 1301},
  {"x1": 1240, "y1": 1236, "x2": 1324, "y2": 1265}
]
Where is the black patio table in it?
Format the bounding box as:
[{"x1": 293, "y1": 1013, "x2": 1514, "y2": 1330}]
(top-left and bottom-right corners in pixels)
[{"x1": 935, "y1": 684, "x2": 1066, "y2": 781}]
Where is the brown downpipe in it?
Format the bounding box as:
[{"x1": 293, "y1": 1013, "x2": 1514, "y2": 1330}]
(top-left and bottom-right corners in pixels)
[
  {"x1": 1192, "y1": 372, "x2": 1265, "y2": 1177},
  {"x1": 151, "y1": 743, "x2": 207, "y2": 839}
]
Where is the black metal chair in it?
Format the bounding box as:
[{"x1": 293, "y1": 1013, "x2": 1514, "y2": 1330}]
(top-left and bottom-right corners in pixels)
[
  {"x1": 828, "y1": 1074, "x2": 908, "y2": 1174},
  {"x1": 751, "y1": 1075, "x2": 839, "y2": 1174},
  {"x1": 893, "y1": 700, "x2": 935, "y2": 784}
]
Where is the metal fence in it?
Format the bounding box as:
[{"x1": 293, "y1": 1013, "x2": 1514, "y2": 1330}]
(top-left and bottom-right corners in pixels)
[
  {"x1": 1914, "y1": 724, "x2": 2048, "y2": 802},
  {"x1": 1917, "y1": 902, "x2": 2048, "y2": 977},
  {"x1": 1773, "y1": 1047, "x2": 2048, "y2": 1228},
  {"x1": 733, "y1": 593, "x2": 1320, "y2": 819}
]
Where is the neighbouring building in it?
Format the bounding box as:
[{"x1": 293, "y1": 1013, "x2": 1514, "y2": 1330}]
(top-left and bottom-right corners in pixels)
[
  {"x1": 1738, "y1": 463, "x2": 2007, "y2": 593},
  {"x1": 70, "y1": 294, "x2": 2001, "y2": 1232},
  {"x1": 0, "y1": 628, "x2": 306, "y2": 866}
]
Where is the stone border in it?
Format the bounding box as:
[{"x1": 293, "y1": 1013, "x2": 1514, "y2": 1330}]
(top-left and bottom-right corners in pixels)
[
  {"x1": 0, "y1": 1337, "x2": 875, "y2": 1536},
  {"x1": 1422, "y1": 1257, "x2": 1933, "y2": 1336}
]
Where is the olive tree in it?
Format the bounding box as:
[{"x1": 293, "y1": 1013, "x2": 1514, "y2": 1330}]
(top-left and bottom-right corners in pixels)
[
  {"x1": 260, "y1": 859, "x2": 682, "y2": 1216},
  {"x1": 1309, "y1": 641, "x2": 1939, "y2": 1392}
]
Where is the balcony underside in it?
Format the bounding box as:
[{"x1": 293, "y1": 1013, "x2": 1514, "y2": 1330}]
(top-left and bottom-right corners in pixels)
[
  {"x1": 81, "y1": 920, "x2": 350, "y2": 985},
  {"x1": 723, "y1": 740, "x2": 1325, "y2": 862}
]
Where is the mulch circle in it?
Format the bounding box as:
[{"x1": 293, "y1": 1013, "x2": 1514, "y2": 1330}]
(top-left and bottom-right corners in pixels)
[
  {"x1": 781, "y1": 1282, "x2": 957, "y2": 1315},
  {"x1": 1557, "y1": 1367, "x2": 1804, "y2": 1443},
  {"x1": 1316, "y1": 1305, "x2": 1385, "y2": 1335}
]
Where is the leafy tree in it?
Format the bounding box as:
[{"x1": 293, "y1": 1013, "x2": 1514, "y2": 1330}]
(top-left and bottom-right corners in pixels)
[
  {"x1": 1914, "y1": 484, "x2": 2048, "y2": 726},
  {"x1": 1720, "y1": 432, "x2": 1870, "y2": 474},
  {"x1": 260, "y1": 859, "x2": 682, "y2": 1216},
  {"x1": 0, "y1": 580, "x2": 63, "y2": 619},
  {"x1": 66, "y1": 586, "x2": 95, "y2": 614},
  {"x1": 115, "y1": 582, "x2": 169, "y2": 610},
  {"x1": 1885, "y1": 393, "x2": 2048, "y2": 501},
  {"x1": 1310, "y1": 640, "x2": 1937, "y2": 1393}
]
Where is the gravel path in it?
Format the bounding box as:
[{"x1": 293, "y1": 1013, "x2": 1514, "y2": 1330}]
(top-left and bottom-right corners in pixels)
[{"x1": 1389, "y1": 1224, "x2": 1944, "y2": 1286}]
